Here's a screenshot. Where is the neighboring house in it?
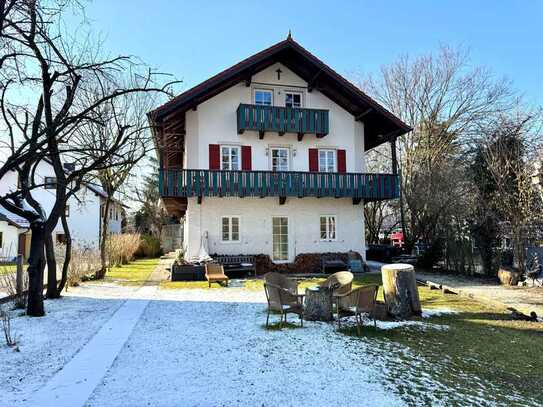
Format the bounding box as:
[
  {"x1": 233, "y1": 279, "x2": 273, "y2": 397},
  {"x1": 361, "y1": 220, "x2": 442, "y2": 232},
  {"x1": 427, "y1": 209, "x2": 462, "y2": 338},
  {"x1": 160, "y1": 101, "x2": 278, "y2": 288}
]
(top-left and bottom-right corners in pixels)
[
  {"x1": 149, "y1": 35, "x2": 410, "y2": 263},
  {"x1": 0, "y1": 212, "x2": 26, "y2": 259},
  {"x1": 0, "y1": 154, "x2": 125, "y2": 257}
]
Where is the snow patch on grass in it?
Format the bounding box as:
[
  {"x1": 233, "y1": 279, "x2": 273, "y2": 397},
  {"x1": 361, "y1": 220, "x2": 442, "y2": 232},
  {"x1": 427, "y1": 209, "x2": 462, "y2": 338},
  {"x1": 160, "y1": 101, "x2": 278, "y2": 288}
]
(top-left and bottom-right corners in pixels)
[{"x1": 0, "y1": 295, "x2": 123, "y2": 405}]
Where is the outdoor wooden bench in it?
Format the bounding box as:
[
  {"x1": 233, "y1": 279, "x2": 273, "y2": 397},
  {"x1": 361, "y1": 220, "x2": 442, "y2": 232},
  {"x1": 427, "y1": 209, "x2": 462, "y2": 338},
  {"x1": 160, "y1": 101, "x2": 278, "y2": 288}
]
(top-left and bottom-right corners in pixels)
[
  {"x1": 320, "y1": 254, "x2": 348, "y2": 274},
  {"x1": 213, "y1": 255, "x2": 256, "y2": 276}
]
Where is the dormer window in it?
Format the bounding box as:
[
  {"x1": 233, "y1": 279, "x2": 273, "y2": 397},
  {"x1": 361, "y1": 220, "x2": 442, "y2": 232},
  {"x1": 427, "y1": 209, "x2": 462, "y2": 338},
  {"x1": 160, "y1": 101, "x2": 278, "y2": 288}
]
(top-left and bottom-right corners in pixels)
[
  {"x1": 285, "y1": 92, "x2": 302, "y2": 108},
  {"x1": 254, "y1": 89, "x2": 272, "y2": 106}
]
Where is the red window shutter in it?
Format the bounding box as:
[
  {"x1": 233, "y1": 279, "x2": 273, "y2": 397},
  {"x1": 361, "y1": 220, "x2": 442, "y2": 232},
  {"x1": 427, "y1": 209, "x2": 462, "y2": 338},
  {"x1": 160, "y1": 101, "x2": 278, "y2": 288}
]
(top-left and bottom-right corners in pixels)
[
  {"x1": 209, "y1": 144, "x2": 220, "y2": 170},
  {"x1": 309, "y1": 148, "x2": 318, "y2": 172},
  {"x1": 241, "y1": 145, "x2": 252, "y2": 171},
  {"x1": 337, "y1": 149, "x2": 346, "y2": 173}
]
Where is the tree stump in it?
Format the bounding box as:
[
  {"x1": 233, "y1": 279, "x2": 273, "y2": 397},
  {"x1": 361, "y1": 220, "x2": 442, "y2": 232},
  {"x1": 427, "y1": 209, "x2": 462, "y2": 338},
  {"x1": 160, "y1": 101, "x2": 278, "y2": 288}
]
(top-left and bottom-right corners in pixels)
[
  {"x1": 381, "y1": 264, "x2": 421, "y2": 319},
  {"x1": 304, "y1": 287, "x2": 333, "y2": 321}
]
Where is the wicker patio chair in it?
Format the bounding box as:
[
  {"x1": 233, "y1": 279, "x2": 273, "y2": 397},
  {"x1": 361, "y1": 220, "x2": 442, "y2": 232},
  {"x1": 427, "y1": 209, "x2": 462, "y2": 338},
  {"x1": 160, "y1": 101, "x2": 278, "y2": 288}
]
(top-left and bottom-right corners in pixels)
[
  {"x1": 264, "y1": 282, "x2": 304, "y2": 328},
  {"x1": 264, "y1": 272, "x2": 299, "y2": 295},
  {"x1": 205, "y1": 263, "x2": 229, "y2": 287},
  {"x1": 336, "y1": 285, "x2": 379, "y2": 335},
  {"x1": 319, "y1": 271, "x2": 353, "y2": 311}
]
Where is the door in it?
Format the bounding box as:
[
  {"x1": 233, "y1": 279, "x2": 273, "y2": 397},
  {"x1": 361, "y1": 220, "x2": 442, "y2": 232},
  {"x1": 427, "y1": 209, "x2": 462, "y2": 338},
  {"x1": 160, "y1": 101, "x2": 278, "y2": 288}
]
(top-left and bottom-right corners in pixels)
[{"x1": 272, "y1": 217, "x2": 289, "y2": 262}]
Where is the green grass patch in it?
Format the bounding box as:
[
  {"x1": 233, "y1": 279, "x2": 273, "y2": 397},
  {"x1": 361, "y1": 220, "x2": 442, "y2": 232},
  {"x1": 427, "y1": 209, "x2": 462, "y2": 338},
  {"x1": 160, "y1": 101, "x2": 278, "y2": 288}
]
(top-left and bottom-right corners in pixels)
[
  {"x1": 104, "y1": 258, "x2": 159, "y2": 286},
  {"x1": 0, "y1": 264, "x2": 17, "y2": 275},
  {"x1": 340, "y1": 274, "x2": 543, "y2": 405}
]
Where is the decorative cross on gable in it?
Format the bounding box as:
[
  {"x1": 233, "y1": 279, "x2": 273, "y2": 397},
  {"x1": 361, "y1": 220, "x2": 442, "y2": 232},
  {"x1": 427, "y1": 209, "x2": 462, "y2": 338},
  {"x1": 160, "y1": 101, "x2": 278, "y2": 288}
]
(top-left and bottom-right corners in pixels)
[{"x1": 275, "y1": 68, "x2": 282, "y2": 80}]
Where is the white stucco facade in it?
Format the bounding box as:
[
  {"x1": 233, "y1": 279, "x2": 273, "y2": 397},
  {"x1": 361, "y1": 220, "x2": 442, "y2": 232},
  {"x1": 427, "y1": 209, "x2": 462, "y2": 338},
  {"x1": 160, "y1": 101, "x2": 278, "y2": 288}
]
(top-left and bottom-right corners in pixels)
[
  {"x1": 0, "y1": 219, "x2": 22, "y2": 258},
  {"x1": 185, "y1": 63, "x2": 366, "y2": 173},
  {"x1": 181, "y1": 63, "x2": 368, "y2": 262},
  {"x1": 184, "y1": 197, "x2": 365, "y2": 262}
]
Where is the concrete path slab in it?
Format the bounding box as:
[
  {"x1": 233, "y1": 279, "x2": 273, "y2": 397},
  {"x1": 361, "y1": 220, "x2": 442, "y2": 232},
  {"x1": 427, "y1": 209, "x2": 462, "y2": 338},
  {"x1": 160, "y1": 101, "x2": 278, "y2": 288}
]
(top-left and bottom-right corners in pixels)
[{"x1": 23, "y1": 283, "x2": 157, "y2": 407}]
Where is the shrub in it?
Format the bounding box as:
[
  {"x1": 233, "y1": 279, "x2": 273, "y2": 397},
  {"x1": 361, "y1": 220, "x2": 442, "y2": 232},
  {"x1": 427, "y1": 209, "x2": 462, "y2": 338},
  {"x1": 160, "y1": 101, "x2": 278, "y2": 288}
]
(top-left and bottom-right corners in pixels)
[
  {"x1": 106, "y1": 233, "x2": 141, "y2": 266},
  {"x1": 68, "y1": 246, "x2": 101, "y2": 287},
  {"x1": 136, "y1": 234, "x2": 162, "y2": 258},
  {"x1": 55, "y1": 243, "x2": 101, "y2": 288}
]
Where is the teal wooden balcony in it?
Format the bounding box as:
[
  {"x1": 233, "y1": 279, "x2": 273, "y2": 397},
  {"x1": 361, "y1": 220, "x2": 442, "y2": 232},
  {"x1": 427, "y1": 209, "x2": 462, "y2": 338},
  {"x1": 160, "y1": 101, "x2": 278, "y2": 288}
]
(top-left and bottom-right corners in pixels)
[
  {"x1": 237, "y1": 104, "x2": 329, "y2": 139},
  {"x1": 159, "y1": 169, "x2": 399, "y2": 203}
]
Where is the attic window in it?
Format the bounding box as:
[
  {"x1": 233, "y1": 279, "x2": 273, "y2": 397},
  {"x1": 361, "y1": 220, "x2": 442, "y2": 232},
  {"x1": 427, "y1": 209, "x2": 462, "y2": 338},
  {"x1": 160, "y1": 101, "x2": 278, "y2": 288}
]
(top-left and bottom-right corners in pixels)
[
  {"x1": 285, "y1": 92, "x2": 302, "y2": 108},
  {"x1": 254, "y1": 89, "x2": 272, "y2": 106}
]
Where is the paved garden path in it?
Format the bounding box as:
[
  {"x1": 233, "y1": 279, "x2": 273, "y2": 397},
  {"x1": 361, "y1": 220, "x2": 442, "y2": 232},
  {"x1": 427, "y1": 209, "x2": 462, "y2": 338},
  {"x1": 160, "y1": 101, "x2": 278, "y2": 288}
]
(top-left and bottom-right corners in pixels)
[{"x1": 23, "y1": 263, "x2": 166, "y2": 407}]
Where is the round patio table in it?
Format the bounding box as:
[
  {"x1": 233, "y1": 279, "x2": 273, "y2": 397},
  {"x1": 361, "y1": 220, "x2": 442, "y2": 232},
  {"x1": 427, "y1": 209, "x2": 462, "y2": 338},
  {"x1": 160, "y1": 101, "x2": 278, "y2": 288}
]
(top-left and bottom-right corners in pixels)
[{"x1": 304, "y1": 286, "x2": 334, "y2": 321}]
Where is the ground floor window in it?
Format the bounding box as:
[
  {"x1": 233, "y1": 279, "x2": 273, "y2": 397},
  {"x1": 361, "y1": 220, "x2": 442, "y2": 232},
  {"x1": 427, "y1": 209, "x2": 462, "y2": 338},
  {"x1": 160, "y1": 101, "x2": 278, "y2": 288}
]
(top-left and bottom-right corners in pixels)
[
  {"x1": 56, "y1": 233, "x2": 66, "y2": 244},
  {"x1": 320, "y1": 215, "x2": 336, "y2": 241},
  {"x1": 272, "y1": 217, "x2": 288, "y2": 261},
  {"x1": 221, "y1": 216, "x2": 240, "y2": 242}
]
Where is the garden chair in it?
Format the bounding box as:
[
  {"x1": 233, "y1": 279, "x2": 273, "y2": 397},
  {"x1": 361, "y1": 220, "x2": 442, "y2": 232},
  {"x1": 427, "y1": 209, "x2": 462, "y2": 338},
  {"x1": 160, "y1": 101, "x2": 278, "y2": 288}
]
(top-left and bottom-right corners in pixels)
[
  {"x1": 263, "y1": 282, "x2": 304, "y2": 328},
  {"x1": 336, "y1": 285, "x2": 379, "y2": 335},
  {"x1": 319, "y1": 271, "x2": 353, "y2": 310},
  {"x1": 205, "y1": 263, "x2": 229, "y2": 287},
  {"x1": 264, "y1": 272, "x2": 299, "y2": 295}
]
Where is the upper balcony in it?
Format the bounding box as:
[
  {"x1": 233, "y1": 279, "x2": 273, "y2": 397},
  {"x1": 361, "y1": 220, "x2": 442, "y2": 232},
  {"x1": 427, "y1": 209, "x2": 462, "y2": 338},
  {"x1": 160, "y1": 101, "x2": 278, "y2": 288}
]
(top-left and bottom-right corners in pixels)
[
  {"x1": 237, "y1": 104, "x2": 329, "y2": 140},
  {"x1": 159, "y1": 169, "x2": 399, "y2": 205}
]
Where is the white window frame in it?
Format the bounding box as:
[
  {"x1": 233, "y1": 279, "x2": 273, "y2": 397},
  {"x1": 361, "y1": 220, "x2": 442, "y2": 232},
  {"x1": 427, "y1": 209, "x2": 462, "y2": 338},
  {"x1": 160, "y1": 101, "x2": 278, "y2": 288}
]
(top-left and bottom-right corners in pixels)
[
  {"x1": 270, "y1": 147, "x2": 290, "y2": 171},
  {"x1": 221, "y1": 216, "x2": 240, "y2": 243},
  {"x1": 272, "y1": 216, "x2": 289, "y2": 262},
  {"x1": 284, "y1": 91, "x2": 303, "y2": 108},
  {"x1": 318, "y1": 149, "x2": 336, "y2": 173},
  {"x1": 254, "y1": 88, "x2": 273, "y2": 106},
  {"x1": 44, "y1": 176, "x2": 57, "y2": 189},
  {"x1": 320, "y1": 215, "x2": 337, "y2": 241},
  {"x1": 220, "y1": 145, "x2": 241, "y2": 171}
]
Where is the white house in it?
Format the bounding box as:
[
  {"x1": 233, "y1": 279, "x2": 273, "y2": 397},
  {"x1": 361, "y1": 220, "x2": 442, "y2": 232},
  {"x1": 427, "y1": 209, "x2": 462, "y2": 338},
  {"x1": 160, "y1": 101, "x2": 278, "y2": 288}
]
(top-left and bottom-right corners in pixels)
[
  {"x1": 149, "y1": 36, "x2": 410, "y2": 264},
  {"x1": 0, "y1": 155, "x2": 124, "y2": 258}
]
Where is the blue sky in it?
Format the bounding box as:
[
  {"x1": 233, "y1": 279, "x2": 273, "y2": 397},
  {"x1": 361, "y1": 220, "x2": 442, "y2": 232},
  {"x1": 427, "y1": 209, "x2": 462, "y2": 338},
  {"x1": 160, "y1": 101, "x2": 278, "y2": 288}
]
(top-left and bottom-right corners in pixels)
[{"x1": 82, "y1": 1, "x2": 543, "y2": 105}]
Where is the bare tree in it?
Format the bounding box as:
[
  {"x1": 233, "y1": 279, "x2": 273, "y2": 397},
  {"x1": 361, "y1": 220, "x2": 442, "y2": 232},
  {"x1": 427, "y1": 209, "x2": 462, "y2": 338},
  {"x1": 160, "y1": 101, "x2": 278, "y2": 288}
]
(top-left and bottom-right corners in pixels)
[
  {"x1": 477, "y1": 109, "x2": 543, "y2": 272},
  {"x1": 361, "y1": 46, "x2": 516, "y2": 258},
  {"x1": 0, "y1": 1, "x2": 175, "y2": 314}
]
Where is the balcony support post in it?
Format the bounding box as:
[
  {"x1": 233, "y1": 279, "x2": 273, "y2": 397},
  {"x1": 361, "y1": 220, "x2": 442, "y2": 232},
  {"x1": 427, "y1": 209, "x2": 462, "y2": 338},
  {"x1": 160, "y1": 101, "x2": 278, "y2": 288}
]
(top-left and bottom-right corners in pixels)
[{"x1": 390, "y1": 138, "x2": 398, "y2": 175}]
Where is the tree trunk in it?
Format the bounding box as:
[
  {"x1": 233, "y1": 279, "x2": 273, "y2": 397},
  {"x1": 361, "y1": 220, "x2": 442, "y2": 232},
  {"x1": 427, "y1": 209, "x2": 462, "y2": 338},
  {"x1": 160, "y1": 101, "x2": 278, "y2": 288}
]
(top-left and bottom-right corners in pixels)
[
  {"x1": 45, "y1": 232, "x2": 59, "y2": 298},
  {"x1": 381, "y1": 264, "x2": 421, "y2": 319},
  {"x1": 27, "y1": 221, "x2": 46, "y2": 317},
  {"x1": 96, "y1": 198, "x2": 111, "y2": 279},
  {"x1": 56, "y1": 212, "x2": 71, "y2": 294}
]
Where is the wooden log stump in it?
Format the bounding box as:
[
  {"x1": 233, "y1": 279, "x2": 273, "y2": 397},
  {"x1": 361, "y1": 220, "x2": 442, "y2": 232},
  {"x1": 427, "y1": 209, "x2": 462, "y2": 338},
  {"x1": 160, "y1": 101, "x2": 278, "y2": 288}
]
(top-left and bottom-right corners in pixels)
[
  {"x1": 304, "y1": 287, "x2": 333, "y2": 321},
  {"x1": 381, "y1": 264, "x2": 422, "y2": 319}
]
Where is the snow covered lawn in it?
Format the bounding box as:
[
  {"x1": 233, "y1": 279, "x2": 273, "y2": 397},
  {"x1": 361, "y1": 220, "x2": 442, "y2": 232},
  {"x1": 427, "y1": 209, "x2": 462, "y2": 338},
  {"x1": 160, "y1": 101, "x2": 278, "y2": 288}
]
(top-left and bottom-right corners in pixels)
[
  {"x1": 1, "y1": 270, "x2": 542, "y2": 406},
  {"x1": 0, "y1": 295, "x2": 124, "y2": 405}
]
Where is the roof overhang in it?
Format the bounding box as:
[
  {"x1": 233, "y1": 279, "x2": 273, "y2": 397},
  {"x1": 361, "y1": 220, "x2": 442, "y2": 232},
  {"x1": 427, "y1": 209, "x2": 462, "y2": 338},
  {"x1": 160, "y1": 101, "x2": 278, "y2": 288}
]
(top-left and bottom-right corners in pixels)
[{"x1": 148, "y1": 37, "x2": 411, "y2": 150}]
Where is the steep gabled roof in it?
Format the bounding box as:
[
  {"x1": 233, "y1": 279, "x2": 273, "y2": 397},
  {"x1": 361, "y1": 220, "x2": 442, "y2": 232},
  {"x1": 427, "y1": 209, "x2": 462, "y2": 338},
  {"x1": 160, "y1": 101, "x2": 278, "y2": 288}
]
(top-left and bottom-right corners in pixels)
[{"x1": 149, "y1": 36, "x2": 411, "y2": 149}]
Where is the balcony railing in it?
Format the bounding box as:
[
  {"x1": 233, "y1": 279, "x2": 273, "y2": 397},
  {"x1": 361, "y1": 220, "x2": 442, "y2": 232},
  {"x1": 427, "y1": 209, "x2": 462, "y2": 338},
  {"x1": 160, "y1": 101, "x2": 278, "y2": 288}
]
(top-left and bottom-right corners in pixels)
[
  {"x1": 159, "y1": 169, "x2": 399, "y2": 201},
  {"x1": 237, "y1": 104, "x2": 329, "y2": 138}
]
